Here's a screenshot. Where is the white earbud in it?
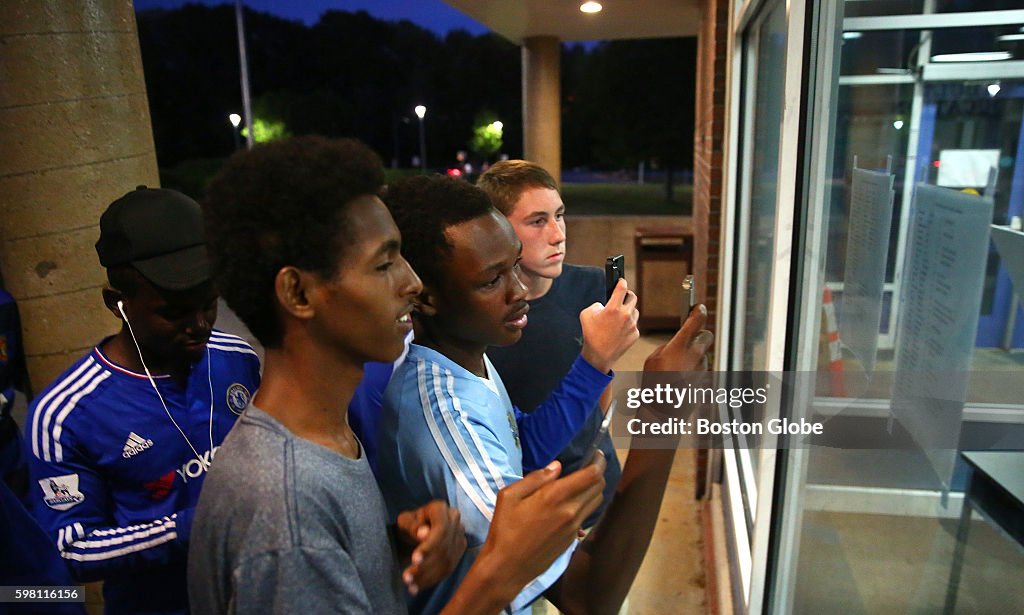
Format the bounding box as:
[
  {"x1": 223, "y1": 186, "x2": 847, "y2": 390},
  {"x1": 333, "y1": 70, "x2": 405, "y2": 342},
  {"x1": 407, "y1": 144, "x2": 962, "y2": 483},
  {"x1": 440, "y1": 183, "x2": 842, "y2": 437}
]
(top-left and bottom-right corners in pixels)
[{"x1": 116, "y1": 296, "x2": 213, "y2": 469}]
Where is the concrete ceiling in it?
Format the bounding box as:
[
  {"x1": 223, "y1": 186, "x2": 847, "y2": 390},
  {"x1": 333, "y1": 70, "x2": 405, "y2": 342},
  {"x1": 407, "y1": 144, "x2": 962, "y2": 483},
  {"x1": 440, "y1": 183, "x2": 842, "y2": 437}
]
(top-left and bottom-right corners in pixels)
[{"x1": 442, "y1": 0, "x2": 701, "y2": 43}]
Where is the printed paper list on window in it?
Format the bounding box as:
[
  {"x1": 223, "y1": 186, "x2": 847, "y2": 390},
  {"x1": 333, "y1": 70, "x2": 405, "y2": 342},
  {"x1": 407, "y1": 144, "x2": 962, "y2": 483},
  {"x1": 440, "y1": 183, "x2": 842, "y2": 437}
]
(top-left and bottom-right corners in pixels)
[
  {"x1": 840, "y1": 165, "x2": 895, "y2": 374},
  {"x1": 892, "y1": 184, "x2": 993, "y2": 488}
]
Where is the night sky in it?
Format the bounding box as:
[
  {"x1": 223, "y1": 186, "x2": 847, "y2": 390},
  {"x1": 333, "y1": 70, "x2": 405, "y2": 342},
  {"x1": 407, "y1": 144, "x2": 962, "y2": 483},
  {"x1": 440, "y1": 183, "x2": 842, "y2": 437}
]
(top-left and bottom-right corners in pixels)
[{"x1": 132, "y1": 0, "x2": 488, "y2": 36}]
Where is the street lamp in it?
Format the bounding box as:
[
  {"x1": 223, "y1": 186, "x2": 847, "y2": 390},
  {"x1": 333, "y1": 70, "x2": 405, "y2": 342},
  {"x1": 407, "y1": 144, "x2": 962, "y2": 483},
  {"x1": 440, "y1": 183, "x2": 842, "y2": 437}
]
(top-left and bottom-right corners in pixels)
[
  {"x1": 229, "y1": 113, "x2": 242, "y2": 150},
  {"x1": 414, "y1": 105, "x2": 427, "y2": 172}
]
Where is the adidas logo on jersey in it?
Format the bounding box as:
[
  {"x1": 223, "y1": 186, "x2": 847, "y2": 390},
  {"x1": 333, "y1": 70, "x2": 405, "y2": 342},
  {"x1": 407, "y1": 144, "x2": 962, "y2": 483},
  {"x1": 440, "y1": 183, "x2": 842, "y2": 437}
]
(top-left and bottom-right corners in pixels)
[{"x1": 122, "y1": 432, "x2": 155, "y2": 458}]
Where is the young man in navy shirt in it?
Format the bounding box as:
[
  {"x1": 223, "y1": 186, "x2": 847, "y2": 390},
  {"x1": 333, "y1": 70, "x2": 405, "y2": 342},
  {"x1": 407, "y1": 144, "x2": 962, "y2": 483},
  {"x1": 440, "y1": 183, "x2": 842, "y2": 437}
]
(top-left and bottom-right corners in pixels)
[{"x1": 478, "y1": 160, "x2": 623, "y2": 530}]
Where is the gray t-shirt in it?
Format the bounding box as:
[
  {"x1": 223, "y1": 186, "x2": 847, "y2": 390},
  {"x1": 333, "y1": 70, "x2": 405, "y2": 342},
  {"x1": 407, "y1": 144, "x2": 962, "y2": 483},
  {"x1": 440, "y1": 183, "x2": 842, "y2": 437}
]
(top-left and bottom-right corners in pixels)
[{"x1": 188, "y1": 405, "x2": 406, "y2": 614}]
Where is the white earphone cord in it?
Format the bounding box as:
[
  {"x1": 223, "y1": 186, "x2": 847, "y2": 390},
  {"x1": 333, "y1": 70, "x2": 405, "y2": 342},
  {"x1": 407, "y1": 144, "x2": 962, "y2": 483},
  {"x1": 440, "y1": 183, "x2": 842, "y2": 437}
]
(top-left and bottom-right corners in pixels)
[{"x1": 118, "y1": 302, "x2": 215, "y2": 469}]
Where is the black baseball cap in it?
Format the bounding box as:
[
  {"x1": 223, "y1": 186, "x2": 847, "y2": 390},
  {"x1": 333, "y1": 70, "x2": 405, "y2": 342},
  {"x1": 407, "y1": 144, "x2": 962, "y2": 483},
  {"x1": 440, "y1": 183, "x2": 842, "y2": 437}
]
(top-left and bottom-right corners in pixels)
[{"x1": 95, "y1": 186, "x2": 210, "y2": 290}]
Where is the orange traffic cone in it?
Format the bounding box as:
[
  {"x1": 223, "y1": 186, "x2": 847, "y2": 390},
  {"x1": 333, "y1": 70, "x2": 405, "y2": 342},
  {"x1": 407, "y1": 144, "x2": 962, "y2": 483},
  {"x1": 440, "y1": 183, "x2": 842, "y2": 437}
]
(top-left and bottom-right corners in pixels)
[{"x1": 822, "y1": 288, "x2": 846, "y2": 397}]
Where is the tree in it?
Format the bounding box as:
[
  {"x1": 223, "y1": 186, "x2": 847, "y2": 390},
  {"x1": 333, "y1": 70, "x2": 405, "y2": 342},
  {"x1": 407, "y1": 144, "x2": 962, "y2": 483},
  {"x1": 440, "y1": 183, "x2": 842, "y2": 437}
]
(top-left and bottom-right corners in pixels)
[
  {"x1": 136, "y1": 6, "x2": 522, "y2": 168},
  {"x1": 136, "y1": 5, "x2": 306, "y2": 165},
  {"x1": 135, "y1": 4, "x2": 695, "y2": 183},
  {"x1": 562, "y1": 38, "x2": 697, "y2": 199},
  {"x1": 240, "y1": 118, "x2": 290, "y2": 143},
  {"x1": 469, "y1": 111, "x2": 503, "y2": 161}
]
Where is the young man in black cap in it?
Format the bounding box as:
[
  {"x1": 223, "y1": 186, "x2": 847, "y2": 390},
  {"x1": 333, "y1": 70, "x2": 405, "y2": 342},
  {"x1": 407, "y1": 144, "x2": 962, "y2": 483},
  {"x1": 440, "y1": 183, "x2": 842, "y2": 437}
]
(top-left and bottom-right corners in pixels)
[{"x1": 24, "y1": 187, "x2": 261, "y2": 615}]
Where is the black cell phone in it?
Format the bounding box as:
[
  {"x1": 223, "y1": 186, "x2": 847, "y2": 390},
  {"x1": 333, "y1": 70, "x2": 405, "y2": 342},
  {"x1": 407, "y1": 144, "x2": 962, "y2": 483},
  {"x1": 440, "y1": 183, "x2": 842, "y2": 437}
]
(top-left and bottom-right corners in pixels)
[{"x1": 605, "y1": 255, "x2": 624, "y2": 301}]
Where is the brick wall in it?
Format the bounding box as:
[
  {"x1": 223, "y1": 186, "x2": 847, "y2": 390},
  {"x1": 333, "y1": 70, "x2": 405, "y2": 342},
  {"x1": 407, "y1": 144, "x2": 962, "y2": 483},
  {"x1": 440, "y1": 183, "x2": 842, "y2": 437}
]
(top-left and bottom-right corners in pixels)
[{"x1": 692, "y1": 0, "x2": 730, "y2": 333}]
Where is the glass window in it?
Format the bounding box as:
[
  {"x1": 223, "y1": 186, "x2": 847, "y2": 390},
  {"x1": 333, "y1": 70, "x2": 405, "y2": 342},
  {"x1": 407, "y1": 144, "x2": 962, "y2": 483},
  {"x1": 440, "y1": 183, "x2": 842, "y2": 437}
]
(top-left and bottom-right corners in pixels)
[
  {"x1": 930, "y1": 24, "x2": 1024, "y2": 58},
  {"x1": 936, "y1": 0, "x2": 1024, "y2": 12},
  {"x1": 839, "y1": 30, "x2": 920, "y2": 74},
  {"x1": 844, "y1": 0, "x2": 924, "y2": 18},
  {"x1": 765, "y1": 3, "x2": 1024, "y2": 613},
  {"x1": 828, "y1": 83, "x2": 914, "y2": 289},
  {"x1": 737, "y1": 2, "x2": 787, "y2": 373},
  {"x1": 730, "y1": 2, "x2": 789, "y2": 516}
]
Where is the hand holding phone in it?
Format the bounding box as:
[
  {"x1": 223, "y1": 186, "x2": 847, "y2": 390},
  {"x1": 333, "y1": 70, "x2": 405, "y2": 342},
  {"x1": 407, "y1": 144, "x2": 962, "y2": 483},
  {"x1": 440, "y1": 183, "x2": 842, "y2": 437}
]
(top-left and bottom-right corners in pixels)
[{"x1": 679, "y1": 275, "x2": 711, "y2": 369}]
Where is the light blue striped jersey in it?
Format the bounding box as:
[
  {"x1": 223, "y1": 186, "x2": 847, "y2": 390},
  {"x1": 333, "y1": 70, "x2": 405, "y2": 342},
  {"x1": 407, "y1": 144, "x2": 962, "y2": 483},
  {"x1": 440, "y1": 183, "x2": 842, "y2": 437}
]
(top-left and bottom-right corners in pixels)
[{"x1": 378, "y1": 343, "x2": 613, "y2": 615}]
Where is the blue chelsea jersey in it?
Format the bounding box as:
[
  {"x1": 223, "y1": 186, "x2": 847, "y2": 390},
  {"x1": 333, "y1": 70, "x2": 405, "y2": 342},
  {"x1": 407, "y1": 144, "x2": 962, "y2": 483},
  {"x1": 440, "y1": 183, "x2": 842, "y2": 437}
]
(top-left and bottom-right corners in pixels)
[{"x1": 24, "y1": 331, "x2": 260, "y2": 615}]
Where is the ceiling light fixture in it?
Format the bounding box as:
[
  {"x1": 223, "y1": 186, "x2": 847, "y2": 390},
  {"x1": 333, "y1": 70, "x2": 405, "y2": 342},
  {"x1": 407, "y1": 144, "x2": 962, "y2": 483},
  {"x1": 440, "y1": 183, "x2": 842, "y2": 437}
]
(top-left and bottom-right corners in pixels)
[
  {"x1": 842, "y1": 31, "x2": 862, "y2": 40},
  {"x1": 580, "y1": 1, "x2": 603, "y2": 14},
  {"x1": 997, "y1": 34, "x2": 1024, "y2": 42},
  {"x1": 930, "y1": 51, "x2": 1012, "y2": 63}
]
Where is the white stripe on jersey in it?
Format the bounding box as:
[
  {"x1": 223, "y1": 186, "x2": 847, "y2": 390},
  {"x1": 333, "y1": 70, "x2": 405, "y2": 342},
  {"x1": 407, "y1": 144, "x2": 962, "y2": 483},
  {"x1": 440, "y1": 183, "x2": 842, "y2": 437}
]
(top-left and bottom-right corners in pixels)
[
  {"x1": 210, "y1": 331, "x2": 248, "y2": 344},
  {"x1": 51, "y1": 371, "x2": 111, "y2": 462},
  {"x1": 90, "y1": 519, "x2": 170, "y2": 537},
  {"x1": 88, "y1": 514, "x2": 176, "y2": 538},
  {"x1": 61, "y1": 532, "x2": 177, "y2": 562},
  {"x1": 416, "y1": 361, "x2": 493, "y2": 522},
  {"x1": 209, "y1": 332, "x2": 256, "y2": 351},
  {"x1": 206, "y1": 343, "x2": 258, "y2": 357},
  {"x1": 58, "y1": 523, "x2": 85, "y2": 551},
  {"x1": 445, "y1": 372, "x2": 508, "y2": 492},
  {"x1": 37, "y1": 362, "x2": 107, "y2": 462},
  {"x1": 430, "y1": 364, "x2": 499, "y2": 507},
  {"x1": 31, "y1": 358, "x2": 97, "y2": 459},
  {"x1": 75, "y1": 520, "x2": 176, "y2": 550}
]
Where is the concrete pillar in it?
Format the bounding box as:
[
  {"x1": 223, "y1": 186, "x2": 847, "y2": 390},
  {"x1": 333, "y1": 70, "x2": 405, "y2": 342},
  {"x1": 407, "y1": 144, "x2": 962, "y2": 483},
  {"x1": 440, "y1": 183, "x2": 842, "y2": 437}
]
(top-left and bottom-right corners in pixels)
[
  {"x1": 522, "y1": 35, "x2": 561, "y2": 184},
  {"x1": 0, "y1": 0, "x2": 160, "y2": 389}
]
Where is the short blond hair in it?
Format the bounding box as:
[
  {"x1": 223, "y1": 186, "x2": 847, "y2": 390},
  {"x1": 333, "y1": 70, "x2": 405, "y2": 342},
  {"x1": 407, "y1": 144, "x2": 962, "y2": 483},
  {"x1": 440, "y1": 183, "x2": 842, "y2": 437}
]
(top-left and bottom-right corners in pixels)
[{"x1": 476, "y1": 160, "x2": 558, "y2": 215}]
